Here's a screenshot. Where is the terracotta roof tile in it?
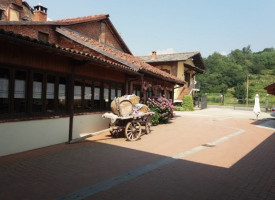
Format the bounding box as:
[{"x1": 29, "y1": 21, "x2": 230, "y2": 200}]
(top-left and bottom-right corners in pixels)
[
  {"x1": 53, "y1": 14, "x2": 109, "y2": 25},
  {"x1": 138, "y1": 52, "x2": 200, "y2": 62},
  {"x1": 0, "y1": 14, "x2": 109, "y2": 26},
  {"x1": 57, "y1": 27, "x2": 185, "y2": 84},
  {"x1": 138, "y1": 52, "x2": 205, "y2": 72},
  {"x1": 0, "y1": 28, "x2": 138, "y2": 75}
]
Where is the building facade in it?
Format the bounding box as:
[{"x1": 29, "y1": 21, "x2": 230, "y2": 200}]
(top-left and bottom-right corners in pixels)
[
  {"x1": 0, "y1": 2, "x2": 184, "y2": 156},
  {"x1": 138, "y1": 52, "x2": 205, "y2": 103},
  {"x1": 0, "y1": 0, "x2": 34, "y2": 21}
]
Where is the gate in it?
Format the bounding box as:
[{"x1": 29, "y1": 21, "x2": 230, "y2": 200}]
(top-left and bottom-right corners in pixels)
[{"x1": 200, "y1": 97, "x2": 207, "y2": 109}]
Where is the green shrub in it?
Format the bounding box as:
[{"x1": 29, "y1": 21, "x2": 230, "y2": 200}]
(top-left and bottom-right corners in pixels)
[
  {"x1": 174, "y1": 106, "x2": 184, "y2": 111},
  {"x1": 150, "y1": 109, "x2": 160, "y2": 126},
  {"x1": 181, "y1": 95, "x2": 194, "y2": 111},
  {"x1": 147, "y1": 96, "x2": 174, "y2": 125}
]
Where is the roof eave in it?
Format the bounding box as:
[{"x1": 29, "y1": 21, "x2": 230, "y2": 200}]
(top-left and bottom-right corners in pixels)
[
  {"x1": 56, "y1": 27, "x2": 140, "y2": 72},
  {"x1": 0, "y1": 28, "x2": 141, "y2": 76},
  {"x1": 140, "y1": 69, "x2": 185, "y2": 85}
]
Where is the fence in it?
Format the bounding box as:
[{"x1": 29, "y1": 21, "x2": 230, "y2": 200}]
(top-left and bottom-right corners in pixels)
[
  {"x1": 206, "y1": 93, "x2": 275, "y2": 111},
  {"x1": 194, "y1": 97, "x2": 207, "y2": 109}
]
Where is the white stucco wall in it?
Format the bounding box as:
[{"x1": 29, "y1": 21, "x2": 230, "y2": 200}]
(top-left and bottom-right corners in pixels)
[
  {"x1": 0, "y1": 113, "x2": 110, "y2": 157},
  {"x1": 0, "y1": 117, "x2": 69, "y2": 157},
  {"x1": 73, "y1": 114, "x2": 109, "y2": 139}
]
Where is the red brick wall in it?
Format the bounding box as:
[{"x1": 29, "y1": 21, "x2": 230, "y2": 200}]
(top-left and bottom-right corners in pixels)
[
  {"x1": 22, "y1": 3, "x2": 33, "y2": 21},
  {"x1": 0, "y1": 0, "x2": 30, "y2": 21},
  {"x1": 0, "y1": 0, "x2": 14, "y2": 21},
  {"x1": 0, "y1": 25, "x2": 58, "y2": 43},
  {"x1": 67, "y1": 21, "x2": 124, "y2": 52},
  {"x1": 105, "y1": 23, "x2": 123, "y2": 51},
  {"x1": 67, "y1": 22, "x2": 100, "y2": 40},
  {"x1": 33, "y1": 11, "x2": 47, "y2": 22},
  {"x1": 12, "y1": 0, "x2": 22, "y2": 6}
]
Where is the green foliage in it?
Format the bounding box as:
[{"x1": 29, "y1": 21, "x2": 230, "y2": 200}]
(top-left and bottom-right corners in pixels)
[
  {"x1": 150, "y1": 109, "x2": 160, "y2": 126},
  {"x1": 197, "y1": 46, "x2": 275, "y2": 98},
  {"x1": 181, "y1": 95, "x2": 194, "y2": 111},
  {"x1": 233, "y1": 85, "x2": 246, "y2": 100},
  {"x1": 174, "y1": 106, "x2": 185, "y2": 111},
  {"x1": 147, "y1": 96, "x2": 174, "y2": 126}
]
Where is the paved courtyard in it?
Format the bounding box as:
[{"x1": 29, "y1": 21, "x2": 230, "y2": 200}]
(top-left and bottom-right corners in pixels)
[{"x1": 0, "y1": 108, "x2": 274, "y2": 200}]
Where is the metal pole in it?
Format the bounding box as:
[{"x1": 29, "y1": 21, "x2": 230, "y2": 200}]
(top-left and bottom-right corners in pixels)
[
  {"x1": 68, "y1": 66, "x2": 75, "y2": 143},
  {"x1": 246, "y1": 73, "x2": 249, "y2": 107}
]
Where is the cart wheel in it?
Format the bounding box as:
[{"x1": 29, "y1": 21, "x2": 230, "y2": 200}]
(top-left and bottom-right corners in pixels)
[
  {"x1": 125, "y1": 121, "x2": 141, "y2": 141},
  {"x1": 145, "y1": 121, "x2": 151, "y2": 134}
]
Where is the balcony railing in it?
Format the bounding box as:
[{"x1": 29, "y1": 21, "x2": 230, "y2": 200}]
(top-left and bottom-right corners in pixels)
[{"x1": 188, "y1": 81, "x2": 200, "y2": 94}]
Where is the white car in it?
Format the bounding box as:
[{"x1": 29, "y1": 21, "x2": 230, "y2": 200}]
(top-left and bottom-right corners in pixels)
[{"x1": 271, "y1": 107, "x2": 275, "y2": 117}]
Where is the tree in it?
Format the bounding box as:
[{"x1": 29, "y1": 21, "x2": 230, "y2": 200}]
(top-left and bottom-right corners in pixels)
[
  {"x1": 233, "y1": 85, "x2": 246, "y2": 100},
  {"x1": 197, "y1": 46, "x2": 275, "y2": 98},
  {"x1": 242, "y1": 45, "x2": 252, "y2": 54}
]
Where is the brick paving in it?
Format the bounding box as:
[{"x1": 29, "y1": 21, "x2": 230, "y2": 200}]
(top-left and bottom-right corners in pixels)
[{"x1": 0, "y1": 108, "x2": 274, "y2": 200}]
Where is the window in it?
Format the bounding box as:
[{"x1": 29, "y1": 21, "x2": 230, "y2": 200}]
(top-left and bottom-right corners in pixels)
[
  {"x1": 93, "y1": 81, "x2": 101, "y2": 110},
  {"x1": 0, "y1": 67, "x2": 70, "y2": 118},
  {"x1": 167, "y1": 91, "x2": 173, "y2": 100},
  {"x1": 14, "y1": 71, "x2": 27, "y2": 113},
  {"x1": 166, "y1": 92, "x2": 170, "y2": 99},
  {"x1": 133, "y1": 85, "x2": 141, "y2": 97},
  {"x1": 158, "y1": 89, "x2": 164, "y2": 97},
  {"x1": 9, "y1": 8, "x2": 20, "y2": 21},
  {"x1": 111, "y1": 83, "x2": 116, "y2": 101},
  {"x1": 32, "y1": 73, "x2": 43, "y2": 112},
  {"x1": 0, "y1": 68, "x2": 9, "y2": 113},
  {"x1": 185, "y1": 72, "x2": 190, "y2": 86},
  {"x1": 162, "y1": 69, "x2": 170, "y2": 74},
  {"x1": 147, "y1": 88, "x2": 153, "y2": 98},
  {"x1": 38, "y1": 32, "x2": 49, "y2": 43},
  {"x1": 84, "y1": 80, "x2": 92, "y2": 109},
  {"x1": 46, "y1": 75, "x2": 55, "y2": 113},
  {"x1": 0, "y1": 66, "x2": 126, "y2": 118},
  {"x1": 58, "y1": 77, "x2": 66, "y2": 112},
  {"x1": 103, "y1": 83, "x2": 110, "y2": 110},
  {"x1": 117, "y1": 84, "x2": 122, "y2": 97},
  {"x1": 74, "y1": 80, "x2": 82, "y2": 110}
]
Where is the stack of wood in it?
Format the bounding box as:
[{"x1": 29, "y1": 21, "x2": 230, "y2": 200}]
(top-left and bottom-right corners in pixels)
[{"x1": 111, "y1": 95, "x2": 149, "y2": 116}]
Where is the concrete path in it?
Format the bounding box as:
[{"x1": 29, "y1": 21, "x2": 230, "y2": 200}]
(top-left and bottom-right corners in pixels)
[{"x1": 0, "y1": 108, "x2": 274, "y2": 200}]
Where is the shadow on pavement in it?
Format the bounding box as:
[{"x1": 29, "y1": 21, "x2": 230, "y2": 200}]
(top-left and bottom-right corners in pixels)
[{"x1": 0, "y1": 132, "x2": 274, "y2": 200}]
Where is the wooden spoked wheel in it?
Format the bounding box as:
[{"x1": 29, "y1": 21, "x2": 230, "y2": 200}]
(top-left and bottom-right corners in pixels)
[{"x1": 125, "y1": 121, "x2": 141, "y2": 141}]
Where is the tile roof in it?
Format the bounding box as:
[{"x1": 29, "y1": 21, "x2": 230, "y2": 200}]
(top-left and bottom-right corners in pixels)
[
  {"x1": 52, "y1": 14, "x2": 109, "y2": 25},
  {"x1": 0, "y1": 14, "x2": 132, "y2": 55},
  {"x1": 137, "y1": 52, "x2": 200, "y2": 63},
  {"x1": 0, "y1": 28, "x2": 139, "y2": 75},
  {"x1": 57, "y1": 27, "x2": 185, "y2": 85},
  {"x1": 0, "y1": 14, "x2": 109, "y2": 26},
  {"x1": 265, "y1": 82, "x2": 275, "y2": 95}
]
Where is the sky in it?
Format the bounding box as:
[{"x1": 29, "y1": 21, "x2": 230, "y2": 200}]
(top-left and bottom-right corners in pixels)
[{"x1": 26, "y1": 0, "x2": 275, "y2": 57}]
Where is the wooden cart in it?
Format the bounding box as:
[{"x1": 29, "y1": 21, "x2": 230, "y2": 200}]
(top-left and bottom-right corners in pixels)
[{"x1": 103, "y1": 112, "x2": 155, "y2": 141}]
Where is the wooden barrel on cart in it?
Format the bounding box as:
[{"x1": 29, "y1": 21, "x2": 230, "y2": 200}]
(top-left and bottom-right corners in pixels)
[
  {"x1": 111, "y1": 97, "x2": 133, "y2": 116},
  {"x1": 129, "y1": 96, "x2": 140, "y2": 105}
]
